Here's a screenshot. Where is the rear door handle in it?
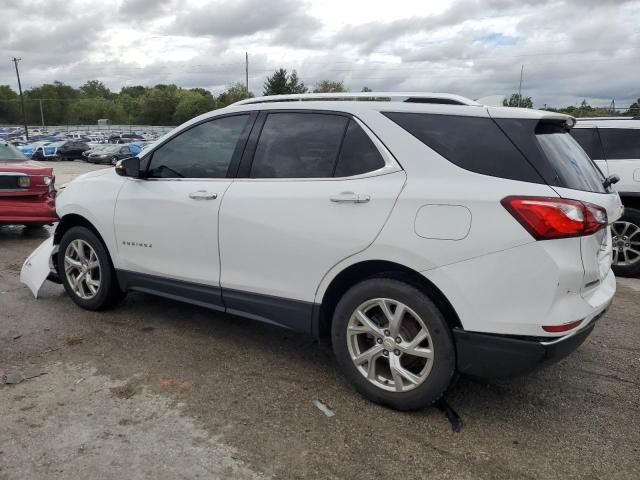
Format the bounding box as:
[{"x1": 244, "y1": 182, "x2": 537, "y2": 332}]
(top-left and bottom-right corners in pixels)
[
  {"x1": 189, "y1": 190, "x2": 218, "y2": 200},
  {"x1": 330, "y1": 192, "x2": 370, "y2": 204}
]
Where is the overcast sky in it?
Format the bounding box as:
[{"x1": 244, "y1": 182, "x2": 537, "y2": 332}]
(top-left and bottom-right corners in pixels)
[{"x1": 2, "y1": 0, "x2": 639, "y2": 108}]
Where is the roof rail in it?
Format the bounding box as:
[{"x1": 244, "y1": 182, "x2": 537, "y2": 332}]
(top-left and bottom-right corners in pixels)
[{"x1": 231, "y1": 92, "x2": 481, "y2": 107}]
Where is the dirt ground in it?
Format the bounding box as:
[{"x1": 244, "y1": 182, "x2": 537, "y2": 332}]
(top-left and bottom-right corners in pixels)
[{"x1": 1, "y1": 161, "x2": 639, "y2": 479}]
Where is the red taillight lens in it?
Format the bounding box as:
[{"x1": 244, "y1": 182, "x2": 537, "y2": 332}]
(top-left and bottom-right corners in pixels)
[
  {"x1": 501, "y1": 196, "x2": 607, "y2": 240},
  {"x1": 542, "y1": 319, "x2": 583, "y2": 333}
]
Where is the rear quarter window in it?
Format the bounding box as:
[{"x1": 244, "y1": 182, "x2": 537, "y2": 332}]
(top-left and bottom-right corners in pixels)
[{"x1": 383, "y1": 112, "x2": 544, "y2": 184}]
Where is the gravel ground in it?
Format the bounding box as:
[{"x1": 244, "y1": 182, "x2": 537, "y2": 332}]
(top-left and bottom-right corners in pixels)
[{"x1": 1, "y1": 161, "x2": 639, "y2": 479}]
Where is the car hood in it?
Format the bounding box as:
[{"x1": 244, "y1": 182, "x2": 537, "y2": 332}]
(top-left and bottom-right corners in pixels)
[
  {"x1": 0, "y1": 159, "x2": 52, "y2": 175},
  {"x1": 73, "y1": 168, "x2": 112, "y2": 182}
]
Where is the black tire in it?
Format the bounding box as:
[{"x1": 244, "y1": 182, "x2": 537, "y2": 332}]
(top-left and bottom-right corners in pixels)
[
  {"x1": 612, "y1": 207, "x2": 640, "y2": 277},
  {"x1": 57, "y1": 226, "x2": 125, "y2": 310},
  {"x1": 331, "y1": 278, "x2": 456, "y2": 411}
]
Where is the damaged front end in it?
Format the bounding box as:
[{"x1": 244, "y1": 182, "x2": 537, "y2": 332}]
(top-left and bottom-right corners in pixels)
[{"x1": 20, "y1": 237, "x2": 60, "y2": 298}]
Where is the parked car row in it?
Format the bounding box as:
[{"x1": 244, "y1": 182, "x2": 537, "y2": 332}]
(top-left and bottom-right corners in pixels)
[{"x1": 20, "y1": 92, "x2": 625, "y2": 411}]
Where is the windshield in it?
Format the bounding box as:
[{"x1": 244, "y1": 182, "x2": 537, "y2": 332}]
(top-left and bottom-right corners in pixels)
[
  {"x1": 535, "y1": 124, "x2": 606, "y2": 193},
  {"x1": 0, "y1": 143, "x2": 27, "y2": 161}
]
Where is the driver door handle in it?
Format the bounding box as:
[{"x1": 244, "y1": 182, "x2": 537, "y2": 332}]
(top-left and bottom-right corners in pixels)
[
  {"x1": 189, "y1": 190, "x2": 218, "y2": 200},
  {"x1": 330, "y1": 192, "x2": 370, "y2": 204}
]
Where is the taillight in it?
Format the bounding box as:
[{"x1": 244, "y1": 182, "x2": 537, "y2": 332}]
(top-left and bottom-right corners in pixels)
[{"x1": 501, "y1": 196, "x2": 607, "y2": 240}]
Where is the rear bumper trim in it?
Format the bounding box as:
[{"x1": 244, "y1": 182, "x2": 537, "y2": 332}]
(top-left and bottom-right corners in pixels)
[{"x1": 453, "y1": 307, "x2": 608, "y2": 378}]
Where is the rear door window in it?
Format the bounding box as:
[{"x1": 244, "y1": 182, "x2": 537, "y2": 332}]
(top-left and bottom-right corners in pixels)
[
  {"x1": 598, "y1": 128, "x2": 640, "y2": 160},
  {"x1": 250, "y1": 113, "x2": 348, "y2": 178},
  {"x1": 383, "y1": 112, "x2": 543, "y2": 183},
  {"x1": 570, "y1": 128, "x2": 605, "y2": 160}
]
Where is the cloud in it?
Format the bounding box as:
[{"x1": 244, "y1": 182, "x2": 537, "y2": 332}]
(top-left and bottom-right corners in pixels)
[{"x1": 0, "y1": 0, "x2": 638, "y2": 109}]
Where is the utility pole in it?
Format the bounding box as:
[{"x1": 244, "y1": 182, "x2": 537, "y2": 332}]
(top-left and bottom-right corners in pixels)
[
  {"x1": 39, "y1": 99, "x2": 45, "y2": 127},
  {"x1": 12, "y1": 57, "x2": 29, "y2": 141},
  {"x1": 517, "y1": 64, "x2": 524, "y2": 108},
  {"x1": 245, "y1": 52, "x2": 249, "y2": 92}
]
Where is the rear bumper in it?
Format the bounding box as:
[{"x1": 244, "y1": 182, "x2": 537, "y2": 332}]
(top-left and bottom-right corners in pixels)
[
  {"x1": 0, "y1": 194, "x2": 57, "y2": 225},
  {"x1": 453, "y1": 307, "x2": 608, "y2": 378}
]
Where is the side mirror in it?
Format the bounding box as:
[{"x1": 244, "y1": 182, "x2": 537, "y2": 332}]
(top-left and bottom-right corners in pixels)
[{"x1": 115, "y1": 156, "x2": 141, "y2": 178}]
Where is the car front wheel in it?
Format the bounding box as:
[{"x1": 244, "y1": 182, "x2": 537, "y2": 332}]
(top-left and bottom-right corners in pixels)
[
  {"x1": 57, "y1": 226, "x2": 125, "y2": 310},
  {"x1": 332, "y1": 278, "x2": 456, "y2": 411}
]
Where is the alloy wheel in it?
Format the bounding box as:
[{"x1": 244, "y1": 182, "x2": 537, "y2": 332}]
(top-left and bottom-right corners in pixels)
[
  {"x1": 64, "y1": 239, "x2": 102, "y2": 300},
  {"x1": 612, "y1": 221, "x2": 640, "y2": 267},
  {"x1": 347, "y1": 298, "x2": 434, "y2": 392}
]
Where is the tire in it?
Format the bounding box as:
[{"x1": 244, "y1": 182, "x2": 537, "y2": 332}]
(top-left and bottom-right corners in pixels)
[
  {"x1": 57, "y1": 226, "x2": 125, "y2": 310},
  {"x1": 331, "y1": 278, "x2": 456, "y2": 411},
  {"x1": 612, "y1": 207, "x2": 640, "y2": 277}
]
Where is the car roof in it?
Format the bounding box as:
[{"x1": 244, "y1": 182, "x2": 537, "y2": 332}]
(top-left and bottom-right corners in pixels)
[{"x1": 220, "y1": 93, "x2": 570, "y2": 121}]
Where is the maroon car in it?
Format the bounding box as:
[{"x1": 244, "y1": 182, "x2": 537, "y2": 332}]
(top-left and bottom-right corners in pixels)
[{"x1": 0, "y1": 142, "x2": 57, "y2": 226}]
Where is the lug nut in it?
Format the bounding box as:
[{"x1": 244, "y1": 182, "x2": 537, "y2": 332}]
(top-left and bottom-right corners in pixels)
[
  {"x1": 384, "y1": 329, "x2": 390, "y2": 336},
  {"x1": 376, "y1": 338, "x2": 383, "y2": 344},
  {"x1": 395, "y1": 337, "x2": 402, "y2": 343},
  {"x1": 394, "y1": 349, "x2": 400, "y2": 356},
  {"x1": 383, "y1": 350, "x2": 389, "y2": 356}
]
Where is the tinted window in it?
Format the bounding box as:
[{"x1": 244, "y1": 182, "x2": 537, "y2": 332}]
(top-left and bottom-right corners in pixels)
[
  {"x1": 383, "y1": 112, "x2": 543, "y2": 183},
  {"x1": 148, "y1": 115, "x2": 249, "y2": 178},
  {"x1": 334, "y1": 121, "x2": 385, "y2": 177},
  {"x1": 250, "y1": 113, "x2": 348, "y2": 178},
  {"x1": 599, "y1": 128, "x2": 640, "y2": 160},
  {"x1": 570, "y1": 128, "x2": 605, "y2": 160},
  {"x1": 535, "y1": 123, "x2": 605, "y2": 193}
]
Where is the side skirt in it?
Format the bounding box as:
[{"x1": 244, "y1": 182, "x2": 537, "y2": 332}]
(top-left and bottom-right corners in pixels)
[{"x1": 115, "y1": 270, "x2": 314, "y2": 334}]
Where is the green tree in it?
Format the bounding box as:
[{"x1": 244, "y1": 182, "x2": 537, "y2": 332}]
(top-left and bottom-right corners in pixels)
[
  {"x1": 625, "y1": 98, "x2": 640, "y2": 116},
  {"x1": 172, "y1": 89, "x2": 217, "y2": 124},
  {"x1": 287, "y1": 70, "x2": 307, "y2": 94},
  {"x1": 80, "y1": 80, "x2": 113, "y2": 99},
  {"x1": 139, "y1": 85, "x2": 180, "y2": 124},
  {"x1": 0, "y1": 85, "x2": 20, "y2": 124},
  {"x1": 361, "y1": 86, "x2": 373, "y2": 92},
  {"x1": 263, "y1": 69, "x2": 307, "y2": 95},
  {"x1": 68, "y1": 98, "x2": 127, "y2": 124},
  {"x1": 313, "y1": 80, "x2": 347, "y2": 93},
  {"x1": 24, "y1": 81, "x2": 79, "y2": 124},
  {"x1": 120, "y1": 85, "x2": 148, "y2": 98},
  {"x1": 217, "y1": 83, "x2": 253, "y2": 107},
  {"x1": 503, "y1": 93, "x2": 533, "y2": 108}
]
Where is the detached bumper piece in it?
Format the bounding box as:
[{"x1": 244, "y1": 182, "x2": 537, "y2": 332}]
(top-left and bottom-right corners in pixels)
[{"x1": 453, "y1": 314, "x2": 604, "y2": 378}]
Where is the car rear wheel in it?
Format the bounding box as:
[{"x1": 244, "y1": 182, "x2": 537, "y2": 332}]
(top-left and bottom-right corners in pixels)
[
  {"x1": 57, "y1": 226, "x2": 125, "y2": 310},
  {"x1": 332, "y1": 278, "x2": 455, "y2": 410},
  {"x1": 612, "y1": 207, "x2": 640, "y2": 277}
]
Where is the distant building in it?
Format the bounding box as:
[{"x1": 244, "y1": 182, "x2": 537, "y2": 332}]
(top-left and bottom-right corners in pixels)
[{"x1": 97, "y1": 119, "x2": 112, "y2": 126}]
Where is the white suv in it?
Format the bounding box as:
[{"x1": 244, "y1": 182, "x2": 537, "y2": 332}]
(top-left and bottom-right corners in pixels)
[
  {"x1": 571, "y1": 118, "x2": 640, "y2": 276},
  {"x1": 22, "y1": 93, "x2": 622, "y2": 410}
]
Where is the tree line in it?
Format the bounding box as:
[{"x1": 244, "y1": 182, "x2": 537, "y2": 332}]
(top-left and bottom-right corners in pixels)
[{"x1": 0, "y1": 70, "x2": 637, "y2": 127}]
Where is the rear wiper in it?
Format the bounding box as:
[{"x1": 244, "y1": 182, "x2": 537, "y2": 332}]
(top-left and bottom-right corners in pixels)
[{"x1": 603, "y1": 174, "x2": 620, "y2": 190}]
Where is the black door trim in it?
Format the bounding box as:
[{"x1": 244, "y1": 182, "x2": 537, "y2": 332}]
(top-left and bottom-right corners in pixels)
[
  {"x1": 116, "y1": 270, "x2": 225, "y2": 312},
  {"x1": 115, "y1": 270, "x2": 315, "y2": 333}
]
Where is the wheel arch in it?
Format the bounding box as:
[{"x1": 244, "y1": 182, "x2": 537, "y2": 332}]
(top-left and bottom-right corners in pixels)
[
  {"x1": 53, "y1": 214, "x2": 117, "y2": 278},
  {"x1": 314, "y1": 260, "x2": 463, "y2": 342}
]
